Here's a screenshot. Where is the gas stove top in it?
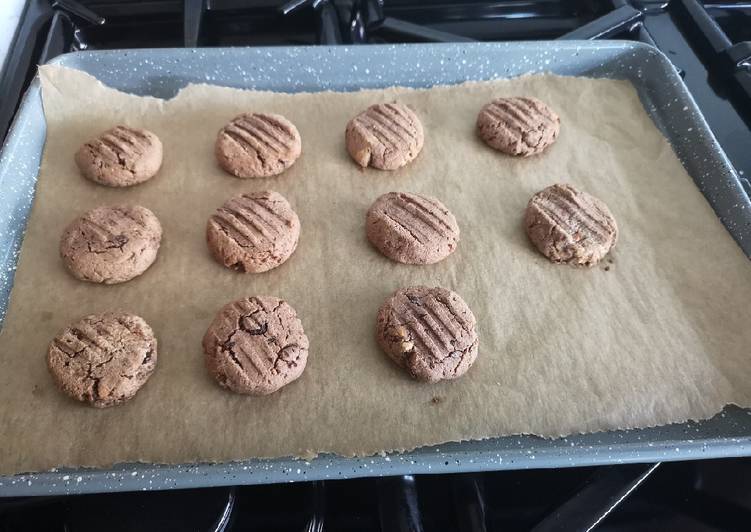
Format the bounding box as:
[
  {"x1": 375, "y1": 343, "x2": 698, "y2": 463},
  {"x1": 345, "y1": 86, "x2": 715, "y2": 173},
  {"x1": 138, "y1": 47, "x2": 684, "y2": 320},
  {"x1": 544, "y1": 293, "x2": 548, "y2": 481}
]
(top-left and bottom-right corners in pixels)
[{"x1": 1, "y1": 1, "x2": 750, "y2": 530}]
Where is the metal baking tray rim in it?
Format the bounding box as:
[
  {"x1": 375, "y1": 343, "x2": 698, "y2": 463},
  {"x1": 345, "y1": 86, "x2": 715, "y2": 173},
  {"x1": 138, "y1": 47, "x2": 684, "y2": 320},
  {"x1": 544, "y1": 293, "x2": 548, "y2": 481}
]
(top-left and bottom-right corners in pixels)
[{"x1": 1, "y1": 41, "x2": 750, "y2": 496}]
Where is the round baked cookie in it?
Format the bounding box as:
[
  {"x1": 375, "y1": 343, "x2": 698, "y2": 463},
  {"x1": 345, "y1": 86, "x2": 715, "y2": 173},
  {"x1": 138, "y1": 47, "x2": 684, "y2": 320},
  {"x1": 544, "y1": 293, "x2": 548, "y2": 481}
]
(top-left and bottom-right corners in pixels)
[
  {"x1": 525, "y1": 183, "x2": 618, "y2": 267},
  {"x1": 75, "y1": 125, "x2": 163, "y2": 187},
  {"x1": 215, "y1": 113, "x2": 302, "y2": 178},
  {"x1": 345, "y1": 102, "x2": 424, "y2": 170},
  {"x1": 366, "y1": 192, "x2": 459, "y2": 265},
  {"x1": 47, "y1": 312, "x2": 157, "y2": 408},
  {"x1": 203, "y1": 296, "x2": 309, "y2": 395},
  {"x1": 206, "y1": 190, "x2": 300, "y2": 273},
  {"x1": 60, "y1": 205, "x2": 163, "y2": 284},
  {"x1": 476, "y1": 97, "x2": 560, "y2": 157},
  {"x1": 376, "y1": 286, "x2": 478, "y2": 383}
]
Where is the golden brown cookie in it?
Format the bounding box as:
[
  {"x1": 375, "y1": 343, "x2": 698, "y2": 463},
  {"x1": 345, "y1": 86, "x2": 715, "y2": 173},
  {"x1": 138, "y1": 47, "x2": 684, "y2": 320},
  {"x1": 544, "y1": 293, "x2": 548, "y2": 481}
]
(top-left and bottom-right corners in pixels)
[
  {"x1": 202, "y1": 296, "x2": 309, "y2": 395},
  {"x1": 366, "y1": 192, "x2": 459, "y2": 264},
  {"x1": 376, "y1": 286, "x2": 478, "y2": 383},
  {"x1": 476, "y1": 97, "x2": 560, "y2": 157},
  {"x1": 206, "y1": 190, "x2": 300, "y2": 273},
  {"x1": 525, "y1": 183, "x2": 618, "y2": 266},
  {"x1": 345, "y1": 102, "x2": 424, "y2": 170},
  {"x1": 47, "y1": 312, "x2": 157, "y2": 408},
  {"x1": 74, "y1": 126, "x2": 163, "y2": 187},
  {"x1": 215, "y1": 113, "x2": 302, "y2": 178},
  {"x1": 60, "y1": 205, "x2": 162, "y2": 284}
]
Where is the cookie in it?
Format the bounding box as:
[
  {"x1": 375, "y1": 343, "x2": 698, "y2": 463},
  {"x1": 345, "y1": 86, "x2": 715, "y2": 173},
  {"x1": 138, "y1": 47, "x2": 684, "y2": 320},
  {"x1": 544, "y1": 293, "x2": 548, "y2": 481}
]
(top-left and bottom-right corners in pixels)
[
  {"x1": 215, "y1": 113, "x2": 302, "y2": 178},
  {"x1": 74, "y1": 125, "x2": 163, "y2": 187},
  {"x1": 47, "y1": 312, "x2": 157, "y2": 408},
  {"x1": 376, "y1": 286, "x2": 478, "y2": 383},
  {"x1": 60, "y1": 205, "x2": 163, "y2": 284},
  {"x1": 345, "y1": 102, "x2": 424, "y2": 170},
  {"x1": 476, "y1": 97, "x2": 560, "y2": 157},
  {"x1": 525, "y1": 183, "x2": 618, "y2": 267},
  {"x1": 202, "y1": 296, "x2": 309, "y2": 395},
  {"x1": 206, "y1": 190, "x2": 300, "y2": 273},
  {"x1": 366, "y1": 192, "x2": 459, "y2": 264}
]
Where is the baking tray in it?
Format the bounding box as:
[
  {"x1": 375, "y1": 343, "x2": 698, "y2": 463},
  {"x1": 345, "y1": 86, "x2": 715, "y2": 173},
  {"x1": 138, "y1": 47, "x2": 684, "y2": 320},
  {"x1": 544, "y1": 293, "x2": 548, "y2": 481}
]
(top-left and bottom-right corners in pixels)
[{"x1": 1, "y1": 42, "x2": 750, "y2": 497}]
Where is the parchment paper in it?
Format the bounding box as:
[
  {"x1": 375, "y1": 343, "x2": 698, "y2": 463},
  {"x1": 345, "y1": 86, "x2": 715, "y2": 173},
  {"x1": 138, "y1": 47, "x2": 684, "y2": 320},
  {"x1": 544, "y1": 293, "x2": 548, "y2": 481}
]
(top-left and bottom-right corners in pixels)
[{"x1": 0, "y1": 64, "x2": 750, "y2": 474}]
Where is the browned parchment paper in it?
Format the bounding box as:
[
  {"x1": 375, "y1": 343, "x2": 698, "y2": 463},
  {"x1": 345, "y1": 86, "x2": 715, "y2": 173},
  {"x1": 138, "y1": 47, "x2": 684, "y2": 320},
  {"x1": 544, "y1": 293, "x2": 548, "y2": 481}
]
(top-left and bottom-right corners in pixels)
[{"x1": 1, "y1": 64, "x2": 750, "y2": 474}]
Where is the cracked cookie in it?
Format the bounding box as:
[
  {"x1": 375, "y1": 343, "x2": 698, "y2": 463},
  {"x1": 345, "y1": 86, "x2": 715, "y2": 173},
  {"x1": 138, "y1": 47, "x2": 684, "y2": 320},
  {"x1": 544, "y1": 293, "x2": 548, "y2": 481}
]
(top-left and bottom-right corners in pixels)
[
  {"x1": 366, "y1": 192, "x2": 459, "y2": 265},
  {"x1": 215, "y1": 113, "x2": 302, "y2": 178},
  {"x1": 376, "y1": 286, "x2": 478, "y2": 383},
  {"x1": 60, "y1": 205, "x2": 163, "y2": 284},
  {"x1": 345, "y1": 102, "x2": 424, "y2": 170},
  {"x1": 476, "y1": 97, "x2": 560, "y2": 157},
  {"x1": 525, "y1": 183, "x2": 618, "y2": 267},
  {"x1": 75, "y1": 125, "x2": 163, "y2": 187},
  {"x1": 203, "y1": 296, "x2": 309, "y2": 395},
  {"x1": 206, "y1": 190, "x2": 300, "y2": 273},
  {"x1": 47, "y1": 312, "x2": 157, "y2": 408}
]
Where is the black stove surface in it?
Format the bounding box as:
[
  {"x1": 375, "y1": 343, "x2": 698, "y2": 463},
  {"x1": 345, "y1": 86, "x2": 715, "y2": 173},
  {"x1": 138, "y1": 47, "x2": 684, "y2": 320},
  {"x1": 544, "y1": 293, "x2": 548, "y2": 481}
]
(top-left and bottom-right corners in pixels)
[{"x1": 1, "y1": 1, "x2": 750, "y2": 530}]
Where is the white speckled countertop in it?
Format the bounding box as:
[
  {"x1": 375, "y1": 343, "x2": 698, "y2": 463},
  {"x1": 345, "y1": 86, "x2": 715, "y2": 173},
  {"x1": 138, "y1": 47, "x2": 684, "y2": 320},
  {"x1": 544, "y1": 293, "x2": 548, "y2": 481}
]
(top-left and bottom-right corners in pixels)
[{"x1": 0, "y1": 0, "x2": 25, "y2": 73}]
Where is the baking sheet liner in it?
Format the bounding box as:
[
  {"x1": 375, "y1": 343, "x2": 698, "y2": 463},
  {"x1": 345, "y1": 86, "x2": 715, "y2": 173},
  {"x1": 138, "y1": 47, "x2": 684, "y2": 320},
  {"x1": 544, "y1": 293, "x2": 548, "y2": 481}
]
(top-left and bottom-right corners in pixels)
[{"x1": 0, "y1": 64, "x2": 749, "y2": 474}]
